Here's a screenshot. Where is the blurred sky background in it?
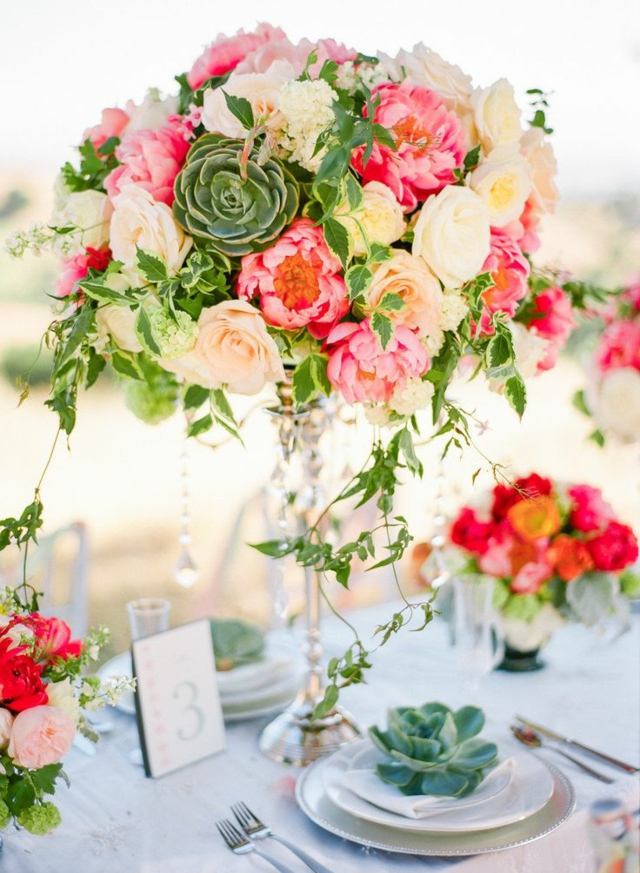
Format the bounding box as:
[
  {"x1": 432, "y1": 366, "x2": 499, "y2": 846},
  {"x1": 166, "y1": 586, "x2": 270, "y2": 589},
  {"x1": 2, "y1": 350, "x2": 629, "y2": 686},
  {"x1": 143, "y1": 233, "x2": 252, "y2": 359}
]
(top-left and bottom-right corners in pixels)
[{"x1": 0, "y1": 0, "x2": 639, "y2": 651}]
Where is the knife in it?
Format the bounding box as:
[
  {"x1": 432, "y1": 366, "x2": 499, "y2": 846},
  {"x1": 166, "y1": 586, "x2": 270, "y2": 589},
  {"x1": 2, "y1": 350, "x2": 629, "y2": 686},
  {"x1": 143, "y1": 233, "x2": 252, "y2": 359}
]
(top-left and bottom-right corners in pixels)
[{"x1": 515, "y1": 715, "x2": 639, "y2": 775}]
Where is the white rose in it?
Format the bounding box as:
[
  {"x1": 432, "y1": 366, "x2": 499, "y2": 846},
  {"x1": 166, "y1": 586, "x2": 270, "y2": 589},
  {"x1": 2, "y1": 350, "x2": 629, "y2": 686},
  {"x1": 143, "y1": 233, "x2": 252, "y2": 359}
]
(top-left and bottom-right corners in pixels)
[
  {"x1": 52, "y1": 189, "x2": 112, "y2": 256},
  {"x1": 520, "y1": 127, "x2": 559, "y2": 214},
  {"x1": 125, "y1": 88, "x2": 178, "y2": 132},
  {"x1": 502, "y1": 603, "x2": 564, "y2": 651},
  {"x1": 201, "y1": 61, "x2": 294, "y2": 138},
  {"x1": 393, "y1": 44, "x2": 473, "y2": 111},
  {"x1": 593, "y1": 368, "x2": 640, "y2": 443},
  {"x1": 366, "y1": 249, "x2": 442, "y2": 338},
  {"x1": 109, "y1": 185, "x2": 192, "y2": 280},
  {"x1": 412, "y1": 187, "x2": 490, "y2": 289},
  {"x1": 46, "y1": 678, "x2": 80, "y2": 724},
  {"x1": 389, "y1": 377, "x2": 434, "y2": 417},
  {"x1": 469, "y1": 144, "x2": 531, "y2": 227},
  {"x1": 471, "y1": 78, "x2": 522, "y2": 151},
  {"x1": 335, "y1": 182, "x2": 405, "y2": 256},
  {"x1": 0, "y1": 708, "x2": 13, "y2": 749},
  {"x1": 96, "y1": 303, "x2": 142, "y2": 355},
  {"x1": 161, "y1": 300, "x2": 285, "y2": 395}
]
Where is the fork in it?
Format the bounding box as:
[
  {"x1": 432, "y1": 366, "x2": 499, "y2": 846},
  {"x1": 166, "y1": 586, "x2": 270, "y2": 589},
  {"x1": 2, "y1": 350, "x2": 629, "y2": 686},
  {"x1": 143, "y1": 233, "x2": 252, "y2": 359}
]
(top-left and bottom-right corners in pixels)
[
  {"x1": 216, "y1": 819, "x2": 296, "y2": 873},
  {"x1": 232, "y1": 802, "x2": 334, "y2": 873}
]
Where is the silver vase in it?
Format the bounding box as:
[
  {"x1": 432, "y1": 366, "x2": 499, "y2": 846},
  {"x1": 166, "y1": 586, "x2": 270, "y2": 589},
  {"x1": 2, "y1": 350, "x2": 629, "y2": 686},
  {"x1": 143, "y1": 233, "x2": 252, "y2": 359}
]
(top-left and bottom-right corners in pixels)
[{"x1": 259, "y1": 378, "x2": 360, "y2": 765}]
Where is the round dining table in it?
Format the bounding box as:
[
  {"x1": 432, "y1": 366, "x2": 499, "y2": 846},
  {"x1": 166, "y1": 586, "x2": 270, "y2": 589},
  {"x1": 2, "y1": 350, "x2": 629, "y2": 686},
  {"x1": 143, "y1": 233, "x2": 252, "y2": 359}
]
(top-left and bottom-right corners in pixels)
[{"x1": 3, "y1": 604, "x2": 638, "y2": 873}]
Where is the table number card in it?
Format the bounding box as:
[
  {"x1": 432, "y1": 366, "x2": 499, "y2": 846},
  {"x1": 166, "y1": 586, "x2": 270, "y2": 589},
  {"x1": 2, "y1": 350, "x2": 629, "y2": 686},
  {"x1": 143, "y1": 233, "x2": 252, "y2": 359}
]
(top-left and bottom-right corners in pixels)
[{"x1": 132, "y1": 619, "x2": 225, "y2": 778}]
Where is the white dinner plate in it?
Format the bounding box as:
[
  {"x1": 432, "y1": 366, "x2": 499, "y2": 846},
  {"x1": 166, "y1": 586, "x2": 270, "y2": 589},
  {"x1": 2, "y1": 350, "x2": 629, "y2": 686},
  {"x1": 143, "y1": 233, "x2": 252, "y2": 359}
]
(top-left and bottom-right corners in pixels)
[
  {"x1": 322, "y1": 740, "x2": 554, "y2": 833},
  {"x1": 220, "y1": 668, "x2": 303, "y2": 707},
  {"x1": 222, "y1": 689, "x2": 298, "y2": 722},
  {"x1": 296, "y1": 753, "x2": 575, "y2": 856}
]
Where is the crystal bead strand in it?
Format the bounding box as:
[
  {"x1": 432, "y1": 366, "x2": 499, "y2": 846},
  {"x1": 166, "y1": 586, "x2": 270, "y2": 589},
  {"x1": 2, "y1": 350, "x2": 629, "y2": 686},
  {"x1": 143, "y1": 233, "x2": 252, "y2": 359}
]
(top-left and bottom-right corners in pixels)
[
  {"x1": 174, "y1": 413, "x2": 199, "y2": 588},
  {"x1": 429, "y1": 452, "x2": 451, "y2": 589}
]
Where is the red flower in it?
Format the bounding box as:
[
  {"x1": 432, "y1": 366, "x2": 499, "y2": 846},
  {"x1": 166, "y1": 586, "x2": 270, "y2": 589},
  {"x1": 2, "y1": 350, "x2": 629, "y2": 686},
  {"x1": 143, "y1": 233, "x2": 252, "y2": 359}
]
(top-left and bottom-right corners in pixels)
[
  {"x1": 491, "y1": 474, "x2": 553, "y2": 520},
  {"x1": 587, "y1": 522, "x2": 639, "y2": 572},
  {"x1": 450, "y1": 507, "x2": 495, "y2": 556},
  {"x1": 547, "y1": 534, "x2": 594, "y2": 581},
  {"x1": 567, "y1": 485, "x2": 614, "y2": 533},
  {"x1": 0, "y1": 638, "x2": 48, "y2": 713},
  {"x1": 1, "y1": 614, "x2": 82, "y2": 663}
]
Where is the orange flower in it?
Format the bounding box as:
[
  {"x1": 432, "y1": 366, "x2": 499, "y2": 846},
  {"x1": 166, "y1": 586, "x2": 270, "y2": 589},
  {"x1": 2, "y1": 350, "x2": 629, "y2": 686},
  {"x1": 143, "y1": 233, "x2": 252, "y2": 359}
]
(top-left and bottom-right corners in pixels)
[
  {"x1": 508, "y1": 539, "x2": 538, "y2": 575},
  {"x1": 406, "y1": 542, "x2": 433, "y2": 589},
  {"x1": 547, "y1": 534, "x2": 593, "y2": 582},
  {"x1": 507, "y1": 495, "x2": 561, "y2": 542}
]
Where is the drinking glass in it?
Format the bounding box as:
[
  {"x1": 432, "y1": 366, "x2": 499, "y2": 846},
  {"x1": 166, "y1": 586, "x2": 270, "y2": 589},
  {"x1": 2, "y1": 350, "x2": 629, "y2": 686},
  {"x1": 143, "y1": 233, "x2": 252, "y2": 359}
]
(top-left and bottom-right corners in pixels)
[
  {"x1": 453, "y1": 575, "x2": 504, "y2": 688},
  {"x1": 127, "y1": 598, "x2": 171, "y2": 641}
]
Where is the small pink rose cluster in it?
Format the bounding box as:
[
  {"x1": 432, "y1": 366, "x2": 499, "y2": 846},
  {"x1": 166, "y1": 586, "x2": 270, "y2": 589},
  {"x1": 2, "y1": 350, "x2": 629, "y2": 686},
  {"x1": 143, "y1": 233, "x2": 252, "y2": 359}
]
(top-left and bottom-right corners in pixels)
[{"x1": 596, "y1": 282, "x2": 640, "y2": 374}]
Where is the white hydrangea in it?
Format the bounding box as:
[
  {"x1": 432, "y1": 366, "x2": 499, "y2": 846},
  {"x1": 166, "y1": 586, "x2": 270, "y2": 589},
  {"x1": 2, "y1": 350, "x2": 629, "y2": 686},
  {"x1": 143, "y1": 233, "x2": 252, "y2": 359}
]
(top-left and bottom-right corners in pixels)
[
  {"x1": 423, "y1": 331, "x2": 445, "y2": 357},
  {"x1": 512, "y1": 322, "x2": 549, "y2": 379},
  {"x1": 440, "y1": 290, "x2": 469, "y2": 331},
  {"x1": 334, "y1": 61, "x2": 394, "y2": 94},
  {"x1": 365, "y1": 404, "x2": 393, "y2": 427},
  {"x1": 389, "y1": 378, "x2": 434, "y2": 417},
  {"x1": 276, "y1": 79, "x2": 337, "y2": 172}
]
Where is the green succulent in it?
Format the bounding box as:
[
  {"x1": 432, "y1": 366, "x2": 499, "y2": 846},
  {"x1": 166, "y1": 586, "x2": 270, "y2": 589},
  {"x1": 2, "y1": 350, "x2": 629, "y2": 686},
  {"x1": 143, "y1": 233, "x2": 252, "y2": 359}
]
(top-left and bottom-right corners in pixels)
[
  {"x1": 173, "y1": 134, "x2": 299, "y2": 257},
  {"x1": 370, "y1": 702, "x2": 498, "y2": 798},
  {"x1": 210, "y1": 618, "x2": 265, "y2": 671}
]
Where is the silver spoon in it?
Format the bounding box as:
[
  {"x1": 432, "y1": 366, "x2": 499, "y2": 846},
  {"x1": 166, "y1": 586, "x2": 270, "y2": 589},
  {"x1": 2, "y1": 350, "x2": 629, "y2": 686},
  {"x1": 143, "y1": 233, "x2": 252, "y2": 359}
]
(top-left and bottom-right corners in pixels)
[{"x1": 511, "y1": 725, "x2": 614, "y2": 783}]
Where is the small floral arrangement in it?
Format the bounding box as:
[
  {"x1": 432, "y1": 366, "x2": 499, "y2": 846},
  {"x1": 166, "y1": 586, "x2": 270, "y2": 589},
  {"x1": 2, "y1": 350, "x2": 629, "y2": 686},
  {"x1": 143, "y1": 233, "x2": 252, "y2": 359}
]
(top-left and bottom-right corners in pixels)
[
  {"x1": 446, "y1": 474, "x2": 639, "y2": 650},
  {"x1": 0, "y1": 588, "x2": 132, "y2": 836},
  {"x1": 4, "y1": 24, "x2": 605, "y2": 710},
  {"x1": 573, "y1": 280, "x2": 640, "y2": 444}
]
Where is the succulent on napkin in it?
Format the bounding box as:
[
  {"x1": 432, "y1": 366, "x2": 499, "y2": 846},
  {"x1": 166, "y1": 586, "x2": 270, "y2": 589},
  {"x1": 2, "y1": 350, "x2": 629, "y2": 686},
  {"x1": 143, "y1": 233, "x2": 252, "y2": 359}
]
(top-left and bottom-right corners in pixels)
[
  {"x1": 209, "y1": 618, "x2": 265, "y2": 671},
  {"x1": 369, "y1": 702, "x2": 498, "y2": 797}
]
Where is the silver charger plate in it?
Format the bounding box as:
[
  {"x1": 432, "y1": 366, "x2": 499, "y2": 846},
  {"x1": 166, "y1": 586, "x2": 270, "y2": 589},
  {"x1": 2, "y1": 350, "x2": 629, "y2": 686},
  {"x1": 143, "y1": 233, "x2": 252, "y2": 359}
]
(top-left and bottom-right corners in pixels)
[{"x1": 296, "y1": 754, "x2": 575, "y2": 857}]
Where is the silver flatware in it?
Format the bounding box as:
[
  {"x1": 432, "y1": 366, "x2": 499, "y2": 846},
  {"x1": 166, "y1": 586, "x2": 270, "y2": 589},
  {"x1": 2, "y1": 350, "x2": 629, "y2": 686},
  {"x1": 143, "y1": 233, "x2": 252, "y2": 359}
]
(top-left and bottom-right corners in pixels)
[
  {"x1": 511, "y1": 725, "x2": 614, "y2": 784},
  {"x1": 232, "y1": 801, "x2": 333, "y2": 873},
  {"x1": 515, "y1": 714, "x2": 639, "y2": 775},
  {"x1": 216, "y1": 818, "x2": 296, "y2": 873}
]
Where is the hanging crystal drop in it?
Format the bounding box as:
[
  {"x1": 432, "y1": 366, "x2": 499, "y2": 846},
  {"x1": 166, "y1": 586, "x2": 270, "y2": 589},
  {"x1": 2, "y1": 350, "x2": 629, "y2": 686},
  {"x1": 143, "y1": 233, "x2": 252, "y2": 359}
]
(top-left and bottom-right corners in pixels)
[{"x1": 174, "y1": 416, "x2": 199, "y2": 588}]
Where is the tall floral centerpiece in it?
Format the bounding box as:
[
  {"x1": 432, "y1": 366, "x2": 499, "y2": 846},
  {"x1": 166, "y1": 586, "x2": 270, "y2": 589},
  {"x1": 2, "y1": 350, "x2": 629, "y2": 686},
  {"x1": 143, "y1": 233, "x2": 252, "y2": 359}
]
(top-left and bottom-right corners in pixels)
[
  {"x1": 446, "y1": 474, "x2": 639, "y2": 669},
  {"x1": 6, "y1": 24, "x2": 602, "y2": 757},
  {"x1": 0, "y1": 587, "x2": 132, "y2": 847},
  {"x1": 573, "y1": 280, "x2": 640, "y2": 444}
]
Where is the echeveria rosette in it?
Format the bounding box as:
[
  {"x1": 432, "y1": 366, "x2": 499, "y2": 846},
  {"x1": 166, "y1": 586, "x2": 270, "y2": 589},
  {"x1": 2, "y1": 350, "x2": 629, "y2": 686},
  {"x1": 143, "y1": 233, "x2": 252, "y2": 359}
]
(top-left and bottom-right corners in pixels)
[
  {"x1": 370, "y1": 702, "x2": 498, "y2": 797},
  {"x1": 172, "y1": 133, "x2": 299, "y2": 257}
]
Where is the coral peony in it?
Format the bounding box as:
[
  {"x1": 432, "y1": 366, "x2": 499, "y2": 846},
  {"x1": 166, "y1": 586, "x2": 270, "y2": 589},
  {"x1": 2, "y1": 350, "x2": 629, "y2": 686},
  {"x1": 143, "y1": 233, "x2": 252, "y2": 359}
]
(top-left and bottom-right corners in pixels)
[
  {"x1": 104, "y1": 120, "x2": 190, "y2": 206},
  {"x1": 236, "y1": 218, "x2": 348, "y2": 339},
  {"x1": 480, "y1": 229, "x2": 530, "y2": 328},
  {"x1": 507, "y1": 495, "x2": 561, "y2": 542},
  {"x1": 56, "y1": 246, "x2": 111, "y2": 298},
  {"x1": 596, "y1": 320, "x2": 640, "y2": 373},
  {"x1": 523, "y1": 285, "x2": 574, "y2": 371},
  {"x1": 187, "y1": 23, "x2": 286, "y2": 89},
  {"x1": 325, "y1": 320, "x2": 428, "y2": 405},
  {"x1": 0, "y1": 639, "x2": 48, "y2": 713},
  {"x1": 83, "y1": 107, "x2": 129, "y2": 149},
  {"x1": 567, "y1": 485, "x2": 614, "y2": 533},
  {"x1": 235, "y1": 36, "x2": 355, "y2": 77},
  {"x1": 511, "y1": 560, "x2": 552, "y2": 594},
  {"x1": 351, "y1": 83, "x2": 465, "y2": 212},
  {"x1": 8, "y1": 706, "x2": 76, "y2": 769},
  {"x1": 547, "y1": 534, "x2": 593, "y2": 582},
  {"x1": 450, "y1": 507, "x2": 495, "y2": 556},
  {"x1": 587, "y1": 522, "x2": 638, "y2": 572}
]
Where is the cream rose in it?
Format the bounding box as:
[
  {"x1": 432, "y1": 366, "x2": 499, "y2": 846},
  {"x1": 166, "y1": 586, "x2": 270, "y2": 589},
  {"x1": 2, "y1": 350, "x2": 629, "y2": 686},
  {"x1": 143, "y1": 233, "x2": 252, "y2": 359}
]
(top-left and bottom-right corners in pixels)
[
  {"x1": 8, "y1": 706, "x2": 76, "y2": 769},
  {"x1": 125, "y1": 88, "x2": 178, "y2": 133},
  {"x1": 109, "y1": 185, "x2": 192, "y2": 280},
  {"x1": 95, "y1": 306, "x2": 142, "y2": 353},
  {"x1": 52, "y1": 189, "x2": 112, "y2": 256},
  {"x1": 592, "y1": 368, "x2": 640, "y2": 443},
  {"x1": 0, "y1": 708, "x2": 13, "y2": 749},
  {"x1": 471, "y1": 78, "x2": 522, "y2": 151},
  {"x1": 335, "y1": 182, "x2": 405, "y2": 257},
  {"x1": 412, "y1": 187, "x2": 490, "y2": 289},
  {"x1": 201, "y1": 60, "x2": 294, "y2": 138},
  {"x1": 394, "y1": 44, "x2": 473, "y2": 112},
  {"x1": 46, "y1": 678, "x2": 80, "y2": 724},
  {"x1": 469, "y1": 144, "x2": 531, "y2": 227},
  {"x1": 162, "y1": 300, "x2": 285, "y2": 395},
  {"x1": 520, "y1": 127, "x2": 559, "y2": 214},
  {"x1": 366, "y1": 249, "x2": 443, "y2": 338}
]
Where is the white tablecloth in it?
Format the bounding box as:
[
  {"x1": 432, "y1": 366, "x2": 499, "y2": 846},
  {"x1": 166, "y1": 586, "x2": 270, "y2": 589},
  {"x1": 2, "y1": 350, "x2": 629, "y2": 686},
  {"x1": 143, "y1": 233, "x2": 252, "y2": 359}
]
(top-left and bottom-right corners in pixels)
[{"x1": 2, "y1": 606, "x2": 639, "y2": 873}]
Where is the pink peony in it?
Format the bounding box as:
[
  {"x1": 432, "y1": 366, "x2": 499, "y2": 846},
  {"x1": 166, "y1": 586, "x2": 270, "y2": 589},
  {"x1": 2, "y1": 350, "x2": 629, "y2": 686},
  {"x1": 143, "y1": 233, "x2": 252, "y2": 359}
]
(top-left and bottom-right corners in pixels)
[
  {"x1": 567, "y1": 485, "x2": 614, "y2": 533},
  {"x1": 596, "y1": 320, "x2": 640, "y2": 373},
  {"x1": 236, "y1": 218, "x2": 348, "y2": 339},
  {"x1": 478, "y1": 531, "x2": 514, "y2": 577},
  {"x1": 104, "y1": 119, "x2": 190, "y2": 206},
  {"x1": 351, "y1": 83, "x2": 465, "y2": 212},
  {"x1": 504, "y1": 198, "x2": 542, "y2": 255},
  {"x1": 325, "y1": 321, "x2": 428, "y2": 405},
  {"x1": 83, "y1": 107, "x2": 129, "y2": 149},
  {"x1": 479, "y1": 229, "x2": 530, "y2": 331},
  {"x1": 56, "y1": 247, "x2": 112, "y2": 298},
  {"x1": 622, "y1": 280, "x2": 640, "y2": 312},
  {"x1": 8, "y1": 705, "x2": 76, "y2": 769},
  {"x1": 187, "y1": 23, "x2": 287, "y2": 89},
  {"x1": 235, "y1": 36, "x2": 355, "y2": 76},
  {"x1": 524, "y1": 285, "x2": 574, "y2": 371},
  {"x1": 511, "y1": 560, "x2": 552, "y2": 594}
]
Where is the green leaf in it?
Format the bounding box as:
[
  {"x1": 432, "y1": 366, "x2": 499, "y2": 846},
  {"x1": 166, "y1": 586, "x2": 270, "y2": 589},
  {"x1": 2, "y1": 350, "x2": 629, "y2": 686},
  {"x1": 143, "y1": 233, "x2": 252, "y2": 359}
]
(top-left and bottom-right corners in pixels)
[
  {"x1": 184, "y1": 384, "x2": 209, "y2": 410},
  {"x1": 371, "y1": 311, "x2": 393, "y2": 350},
  {"x1": 345, "y1": 174, "x2": 362, "y2": 210},
  {"x1": 30, "y1": 763, "x2": 63, "y2": 796},
  {"x1": 187, "y1": 413, "x2": 213, "y2": 437},
  {"x1": 566, "y1": 572, "x2": 617, "y2": 626},
  {"x1": 378, "y1": 293, "x2": 404, "y2": 312},
  {"x1": 322, "y1": 217, "x2": 350, "y2": 267},
  {"x1": 6, "y1": 779, "x2": 35, "y2": 815},
  {"x1": 453, "y1": 706, "x2": 485, "y2": 742},
  {"x1": 487, "y1": 332, "x2": 512, "y2": 368},
  {"x1": 292, "y1": 357, "x2": 316, "y2": 405},
  {"x1": 136, "y1": 249, "x2": 168, "y2": 284},
  {"x1": 345, "y1": 264, "x2": 372, "y2": 300},
  {"x1": 589, "y1": 428, "x2": 605, "y2": 447},
  {"x1": 79, "y1": 279, "x2": 131, "y2": 305},
  {"x1": 135, "y1": 305, "x2": 162, "y2": 357},
  {"x1": 222, "y1": 92, "x2": 254, "y2": 129},
  {"x1": 250, "y1": 539, "x2": 292, "y2": 558},
  {"x1": 310, "y1": 354, "x2": 331, "y2": 396},
  {"x1": 210, "y1": 388, "x2": 243, "y2": 442},
  {"x1": 505, "y1": 373, "x2": 526, "y2": 417},
  {"x1": 572, "y1": 389, "x2": 590, "y2": 417},
  {"x1": 313, "y1": 684, "x2": 339, "y2": 720},
  {"x1": 399, "y1": 428, "x2": 422, "y2": 476},
  {"x1": 111, "y1": 351, "x2": 143, "y2": 380},
  {"x1": 463, "y1": 145, "x2": 481, "y2": 171}
]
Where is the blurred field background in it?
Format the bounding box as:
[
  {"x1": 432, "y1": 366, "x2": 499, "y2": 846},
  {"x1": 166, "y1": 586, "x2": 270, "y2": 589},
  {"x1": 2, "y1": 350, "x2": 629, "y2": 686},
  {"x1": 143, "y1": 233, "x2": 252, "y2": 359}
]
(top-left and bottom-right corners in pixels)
[{"x1": 1, "y1": 0, "x2": 639, "y2": 656}]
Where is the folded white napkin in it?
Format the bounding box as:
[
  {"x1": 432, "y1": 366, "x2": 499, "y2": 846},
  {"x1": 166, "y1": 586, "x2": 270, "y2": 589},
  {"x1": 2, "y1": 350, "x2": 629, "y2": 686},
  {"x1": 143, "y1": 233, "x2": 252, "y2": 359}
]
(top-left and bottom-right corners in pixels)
[{"x1": 338, "y1": 750, "x2": 514, "y2": 820}]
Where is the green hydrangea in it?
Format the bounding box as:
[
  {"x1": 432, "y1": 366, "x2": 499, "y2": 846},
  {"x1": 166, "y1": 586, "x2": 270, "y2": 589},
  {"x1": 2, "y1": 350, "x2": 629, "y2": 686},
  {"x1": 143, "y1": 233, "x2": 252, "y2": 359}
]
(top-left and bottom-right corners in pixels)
[
  {"x1": 17, "y1": 802, "x2": 61, "y2": 835},
  {"x1": 0, "y1": 798, "x2": 11, "y2": 830},
  {"x1": 125, "y1": 367, "x2": 178, "y2": 425},
  {"x1": 147, "y1": 306, "x2": 198, "y2": 360}
]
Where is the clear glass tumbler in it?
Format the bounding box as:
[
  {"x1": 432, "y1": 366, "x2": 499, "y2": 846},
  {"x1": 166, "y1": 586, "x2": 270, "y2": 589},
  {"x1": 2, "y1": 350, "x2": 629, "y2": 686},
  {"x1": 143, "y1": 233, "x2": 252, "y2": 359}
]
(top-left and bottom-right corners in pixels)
[{"x1": 126, "y1": 598, "x2": 171, "y2": 641}]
